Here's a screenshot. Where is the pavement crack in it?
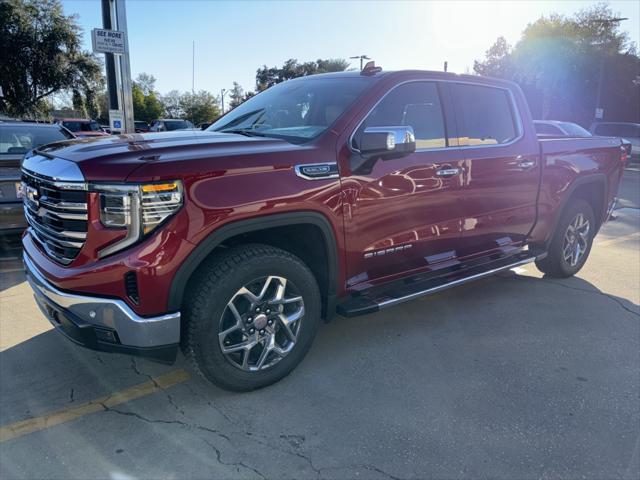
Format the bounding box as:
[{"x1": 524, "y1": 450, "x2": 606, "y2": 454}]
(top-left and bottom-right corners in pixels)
[
  {"x1": 102, "y1": 404, "x2": 264, "y2": 478},
  {"x1": 184, "y1": 382, "x2": 236, "y2": 424},
  {"x1": 129, "y1": 358, "x2": 185, "y2": 415},
  {"x1": 507, "y1": 275, "x2": 640, "y2": 318}
]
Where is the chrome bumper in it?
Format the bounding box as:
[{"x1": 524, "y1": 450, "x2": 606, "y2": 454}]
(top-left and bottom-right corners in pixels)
[{"x1": 24, "y1": 253, "x2": 180, "y2": 350}]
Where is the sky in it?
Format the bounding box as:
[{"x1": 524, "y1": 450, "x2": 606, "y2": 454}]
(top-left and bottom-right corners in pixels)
[{"x1": 61, "y1": 0, "x2": 640, "y2": 99}]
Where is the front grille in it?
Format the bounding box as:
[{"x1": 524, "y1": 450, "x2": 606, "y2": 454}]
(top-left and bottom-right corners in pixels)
[{"x1": 22, "y1": 171, "x2": 88, "y2": 265}]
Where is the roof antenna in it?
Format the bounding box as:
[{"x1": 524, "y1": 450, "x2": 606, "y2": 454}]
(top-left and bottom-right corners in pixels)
[{"x1": 361, "y1": 61, "x2": 382, "y2": 76}]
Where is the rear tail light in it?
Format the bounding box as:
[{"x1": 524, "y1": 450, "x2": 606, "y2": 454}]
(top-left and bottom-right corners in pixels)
[{"x1": 620, "y1": 146, "x2": 628, "y2": 164}]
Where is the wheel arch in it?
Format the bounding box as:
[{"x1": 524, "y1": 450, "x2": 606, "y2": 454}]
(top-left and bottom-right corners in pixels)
[
  {"x1": 168, "y1": 211, "x2": 339, "y2": 320},
  {"x1": 547, "y1": 173, "x2": 608, "y2": 246}
]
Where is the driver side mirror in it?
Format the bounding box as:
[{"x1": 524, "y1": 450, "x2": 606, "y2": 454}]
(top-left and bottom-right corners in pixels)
[{"x1": 359, "y1": 126, "x2": 416, "y2": 159}]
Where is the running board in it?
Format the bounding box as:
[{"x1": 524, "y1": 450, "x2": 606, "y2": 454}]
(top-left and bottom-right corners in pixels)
[{"x1": 337, "y1": 254, "x2": 539, "y2": 317}]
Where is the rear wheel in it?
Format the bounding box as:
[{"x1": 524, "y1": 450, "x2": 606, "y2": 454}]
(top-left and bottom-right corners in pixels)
[
  {"x1": 535, "y1": 199, "x2": 595, "y2": 278},
  {"x1": 183, "y1": 244, "x2": 321, "y2": 391}
]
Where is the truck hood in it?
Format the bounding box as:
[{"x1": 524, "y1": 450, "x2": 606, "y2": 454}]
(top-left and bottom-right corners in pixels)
[{"x1": 29, "y1": 130, "x2": 299, "y2": 181}]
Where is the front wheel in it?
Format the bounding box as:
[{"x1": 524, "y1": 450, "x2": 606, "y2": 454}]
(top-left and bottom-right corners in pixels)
[
  {"x1": 535, "y1": 199, "x2": 595, "y2": 278},
  {"x1": 183, "y1": 244, "x2": 321, "y2": 391}
]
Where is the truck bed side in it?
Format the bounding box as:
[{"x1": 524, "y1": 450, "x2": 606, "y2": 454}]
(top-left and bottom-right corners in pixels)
[{"x1": 530, "y1": 136, "x2": 624, "y2": 245}]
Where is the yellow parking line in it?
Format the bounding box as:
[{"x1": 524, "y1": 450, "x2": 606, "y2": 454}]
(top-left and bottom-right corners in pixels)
[
  {"x1": 596, "y1": 232, "x2": 640, "y2": 248},
  {"x1": 0, "y1": 369, "x2": 190, "y2": 443}
]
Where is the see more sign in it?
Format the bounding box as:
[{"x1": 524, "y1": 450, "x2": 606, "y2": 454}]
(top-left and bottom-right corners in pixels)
[{"x1": 91, "y1": 28, "x2": 127, "y2": 54}]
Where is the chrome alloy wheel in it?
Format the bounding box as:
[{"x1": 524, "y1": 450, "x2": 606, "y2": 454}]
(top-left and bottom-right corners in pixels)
[
  {"x1": 562, "y1": 213, "x2": 591, "y2": 267},
  {"x1": 218, "y1": 276, "x2": 305, "y2": 372}
]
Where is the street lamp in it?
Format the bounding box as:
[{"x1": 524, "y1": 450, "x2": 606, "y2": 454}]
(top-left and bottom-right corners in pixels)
[
  {"x1": 593, "y1": 17, "x2": 627, "y2": 122},
  {"x1": 220, "y1": 89, "x2": 227, "y2": 114},
  {"x1": 350, "y1": 55, "x2": 371, "y2": 71}
]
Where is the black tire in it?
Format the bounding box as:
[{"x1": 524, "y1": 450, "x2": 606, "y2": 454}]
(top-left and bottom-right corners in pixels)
[
  {"x1": 535, "y1": 199, "x2": 596, "y2": 278},
  {"x1": 183, "y1": 244, "x2": 321, "y2": 391}
]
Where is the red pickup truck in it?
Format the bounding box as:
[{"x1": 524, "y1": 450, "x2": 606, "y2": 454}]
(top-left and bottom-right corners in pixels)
[{"x1": 22, "y1": 68, "x2": 626, "y2": 391}]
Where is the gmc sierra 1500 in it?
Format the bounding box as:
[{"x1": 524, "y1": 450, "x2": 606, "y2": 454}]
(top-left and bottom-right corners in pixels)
[{"x1": 22, "y1": 67, "x2": 626, "y2": 391}]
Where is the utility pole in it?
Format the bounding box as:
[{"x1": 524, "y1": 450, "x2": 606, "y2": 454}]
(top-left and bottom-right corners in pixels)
[
  {"x1": 350, "y1": 55, "x2": 371, "y2": 71},
  {"x1": 192, "y1": 41, "x2": 195, "y2": 94},
  {"x1": 593, "y1": 17, "x2": 627, "y2": 122},
  {"x1": 220, "y1": 89, "x2": 227, "y2": 114}
]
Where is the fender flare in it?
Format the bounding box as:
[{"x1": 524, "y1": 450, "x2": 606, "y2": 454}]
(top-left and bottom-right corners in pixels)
[
  {"x1": 545, "y1": 173, "x2": 609, "y2": 247},
  {"x1": 167, "y1": 211, "x2": 339, "y2": 315}
]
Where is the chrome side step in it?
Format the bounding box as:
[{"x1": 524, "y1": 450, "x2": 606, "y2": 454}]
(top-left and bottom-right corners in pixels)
[
  {"x1": 378, "y1": 256, "x2": 537, "y2": 309},
  {"x1": 337, "y1": 254, "x2": 540, "y2": 317}
]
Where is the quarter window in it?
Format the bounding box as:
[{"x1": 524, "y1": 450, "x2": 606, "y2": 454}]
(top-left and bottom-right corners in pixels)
[
  {"x1": 356, "y1": 82, "x2": 448, "y2": 150},
  {"x1": 451, "y1": 84, "x2": 518, "y2": 146}
]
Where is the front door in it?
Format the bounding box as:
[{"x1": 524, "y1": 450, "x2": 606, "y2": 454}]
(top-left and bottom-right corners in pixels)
[
  {"x1": 339, "y1": 81, "x2": 466, "y2": 290},
  {"x1": 448, "y1": 82, "x2": 540, "y2": 259}
]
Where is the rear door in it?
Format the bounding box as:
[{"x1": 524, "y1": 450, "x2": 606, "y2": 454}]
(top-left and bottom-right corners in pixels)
[
  {"x1": 449, "y1": 82, "x2": 540, "y2": 258},
  {"x1": 340, "y1": 81, "x2": 466, "y2": 289}
]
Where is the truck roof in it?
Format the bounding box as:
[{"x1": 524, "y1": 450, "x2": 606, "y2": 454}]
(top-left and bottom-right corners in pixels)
[{"x1": 299, "y1": 69, "x2": 520, "y2": 89}]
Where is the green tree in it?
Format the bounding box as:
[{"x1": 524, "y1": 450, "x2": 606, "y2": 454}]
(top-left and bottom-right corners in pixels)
[
  {"x1": 0, "y1": 0, "x2": 102, "y2": 117},
  {"x1": 255, "y1": 58, "x2": 350, "y2": 91},
  {"x1": 161, "y1": 90, "x2": 183, "y2": 118},
  {"x1": 474, "y1": 3, "x2": 639, "y2": 124},
  {"x1": 179, "y1": 90, "x2": 220, "y2": 125},
  {"x1": 228, "y1": 82, "x2": 245, "y2": 109},
  {"x1": 135, "y1": 72, "x2": 156, "y2": 96},
  {"x1": 132, "y1": 78, "x2": 163, "y2": 123}
]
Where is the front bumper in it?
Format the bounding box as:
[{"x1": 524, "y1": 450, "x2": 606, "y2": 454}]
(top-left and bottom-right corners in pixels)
[{"x1": 24, "y1": 253, "x2": 180, "y2": 363}]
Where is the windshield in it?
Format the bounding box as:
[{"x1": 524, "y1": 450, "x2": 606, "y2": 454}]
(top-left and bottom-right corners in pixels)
[
  {"x1": 560, "y1": 122, "x2": 591, "y2": 137},
  {"x1": 0, "y1": 125, "x2": 73, "y2": 155},
  {"x1": 62, "y1": 120, "x2": 101, "y2": 132},
  {"x1": 165, "y1": 120, "x2": 194, "y2": 131},
  {"x1": 209, "y1": 77, "x2": 372, "y2": 143}
]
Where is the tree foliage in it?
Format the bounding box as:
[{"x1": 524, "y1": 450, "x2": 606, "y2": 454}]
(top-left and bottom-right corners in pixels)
[
  {"x1": 256, "y1": 58, "x2": 350, "y2": 91},
  {"x1": 132, "y1": 73, "x2": 163, "y2": 122},
  {"x1": 179, "y1": 90, "x2": 220, "y2": 125},
  {"x1": 474, "y1": 3, "x2": 639, "y2": 124},
  {"x1": 0, "y1": 0, "x2": 102, "y2": 117},
  {"x1": 228, "y1": 82, "x2": 245, "y2": 109}
]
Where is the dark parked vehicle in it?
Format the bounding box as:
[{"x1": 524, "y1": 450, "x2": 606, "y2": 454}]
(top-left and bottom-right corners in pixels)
[
  {"x1": 55, "y1": 118, "x2": 108, "y2": 138},
  {"x1": 134, "y1": 121, "x2": 150, "y2": 133},
  {"x1": 534, "y1": 120, "x2": 592, "y2": 137},
  {"x1": 0, "y1": 122, "x2": 74, "y2": 233},
  {"x1": 149, "y1": 119, "x2": 195, "y2": 132},
  {"x1": 197, "y1": 122, "x2": 212, "y2": 130},
  {"x1": 22, "y1": 69, "x2": 625, "y2": 391},
  {"x1": 591, "y1": 122, "x2": 640, "y2": 161},
  {"x1": 537, "y1": 120, "x2": 632, "y2": 160}
]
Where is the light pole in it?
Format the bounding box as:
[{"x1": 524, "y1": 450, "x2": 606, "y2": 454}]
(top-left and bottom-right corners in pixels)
[
  {"x1": 593, "y1": 17, "x2": 627, "y2": 122},
  {"x1": 350, "y1": 55, "x2": 371, "y2": 71},
  {"x1": 220, "y1": 89, "x2": 227, "y2": 114}
]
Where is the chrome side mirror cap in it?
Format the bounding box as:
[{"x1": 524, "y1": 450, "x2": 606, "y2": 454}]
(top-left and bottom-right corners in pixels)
[{"x1": 359, "y1": 126, "x2": 416, "y2": 159}]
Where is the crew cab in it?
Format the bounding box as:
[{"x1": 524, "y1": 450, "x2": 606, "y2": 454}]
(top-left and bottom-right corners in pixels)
[{"x1": 21, "y1": 68, "x2": 626, "y2": 391}]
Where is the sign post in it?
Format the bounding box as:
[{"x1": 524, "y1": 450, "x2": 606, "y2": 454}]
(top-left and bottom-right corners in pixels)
[
  {"x1": 109, "y1": 109, "x2": 124, "y2": 133},
  {"x1": 96, "y1": 0, "x2": 134, "y2": 134}
]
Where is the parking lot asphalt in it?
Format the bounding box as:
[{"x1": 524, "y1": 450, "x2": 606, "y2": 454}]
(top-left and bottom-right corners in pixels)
[{"x1": 1, "y1": 171, "x2": 639, "y2": 480}]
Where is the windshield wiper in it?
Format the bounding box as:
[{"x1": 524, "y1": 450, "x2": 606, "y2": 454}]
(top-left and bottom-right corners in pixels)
[{"x1": 221, "y1": 128, "x2": 269, "y2": 137}]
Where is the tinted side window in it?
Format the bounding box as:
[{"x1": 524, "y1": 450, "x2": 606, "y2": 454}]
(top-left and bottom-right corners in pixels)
[
  {"x1": 357, "y1": 82, "x2": 447, "y2": 149},
  {"x1": 452, "y1": 84, "x2": 518, "y2": 146}
]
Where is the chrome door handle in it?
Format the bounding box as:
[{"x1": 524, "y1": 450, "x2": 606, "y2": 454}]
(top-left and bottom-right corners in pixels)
[
  {"x1": 436, "y1": 167, "x2": 461, "y2": 177},
  {"x1": 518, "y1": 159, "x2": 536, "y2": 169}
]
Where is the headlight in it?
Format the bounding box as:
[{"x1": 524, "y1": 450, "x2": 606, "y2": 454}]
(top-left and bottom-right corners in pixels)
[{"x1": 93, "y1": 180, "x2": 183, "y2": 258}]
